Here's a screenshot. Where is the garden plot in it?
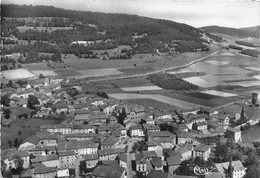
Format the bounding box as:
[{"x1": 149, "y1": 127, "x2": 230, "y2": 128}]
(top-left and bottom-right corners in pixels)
[
  {"x1": 244, "y1": 67, "x2": 260, "y2": 72},
  {"x1": 205, "y1": 60, "x2": 230, "y2": 66},
  {"x1": 230, "y1": 81, "x2": 260, "y2": 87},
  {"x1": 1, "y1": 69, "x2": 37, "y2": 80},
  {"x1": 121, "y1": 86, "x2": 162, "y2": 91},
  {"x1": 186, "y1": 62, "x2": 251, "y2": 75},
  {"x1": 108, "y1": 93, "x2": 204, "y2": 109},
  {"x1": 76, "y1": 68, "x2": 123, "y2": 78},
  {"x1": 183, "y1": 76, "x2": 219, "y2": 88},
  {"x1": 252, "y1": 75, "x2": 260, "y2": 80},
  {"x1": 220, "y1": 53, "x2": 236, "y2": 56},
  {"x1": 31, "y1": 70, "x2": 58, "y2": 77},
  {"x1": 200, "y1": 90, "x2": 238, "y2": 97}
]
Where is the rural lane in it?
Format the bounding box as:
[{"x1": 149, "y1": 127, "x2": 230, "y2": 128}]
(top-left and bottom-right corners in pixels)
[{"x1": 80, "y1": 49, "x2": 220, "y2": 84}]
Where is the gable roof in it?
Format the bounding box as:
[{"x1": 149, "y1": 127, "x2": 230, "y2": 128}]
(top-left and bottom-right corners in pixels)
[
  {"x1": 150, "y1": 157, "x2": 166, "y2": 167},
  {"x1": 34, "y1": 167, "x2": 57, "y2": 174},
  {"x1": 147, "y1": 170, "x2": 168, "y2": 178},
  {"x1": 194, "y1": 144, "x2": 211, "y2": 152},
  {"x1": 57, "y1": 140, "x2": 98, "y2": 151},
  {"x1": 167, "y1": 156, "x2": 182, "y2": 166},
  {"x1": 92, "y1": 165, "x2": 125, "y2": 178}
]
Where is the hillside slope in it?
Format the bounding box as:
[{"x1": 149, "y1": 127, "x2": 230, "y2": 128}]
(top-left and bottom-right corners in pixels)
[
  {"x1": 200, "y1": 25, "x2": 259, "y2": 38},
  {"x1": 240, "y1": 25, "x2": 260, "y2": 32}
]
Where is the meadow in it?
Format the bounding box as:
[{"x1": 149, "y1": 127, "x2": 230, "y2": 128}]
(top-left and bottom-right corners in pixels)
[{"x1": 1, "y1": 69, "x2": 37, "y2": 80}]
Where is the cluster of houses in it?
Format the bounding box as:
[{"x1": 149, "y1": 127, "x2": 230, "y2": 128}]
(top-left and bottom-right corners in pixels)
[{"x1": 1, "y1": 76, "x2": 258, "y2": 178}]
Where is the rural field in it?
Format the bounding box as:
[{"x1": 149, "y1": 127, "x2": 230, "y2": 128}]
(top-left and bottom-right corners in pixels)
[
  {"x1": 1, "y1": 68, "x2": 37, "y2": 80},
  {"x1": 17, "y1": 26, "x2": 73, "y2": 32},
  {"x1": 121, "y1": 86, "x2": 162, "y2": 92},
  {"x1": 108, "y1": 93, "x2": 205, "y2": 109}
]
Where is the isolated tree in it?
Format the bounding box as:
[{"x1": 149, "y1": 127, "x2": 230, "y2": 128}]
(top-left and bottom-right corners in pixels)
[
  {"x1": 11, "y1": 155, "x2": 24, "y2": 175},
  {"x1": 14, "y1": 138, "x2": 19, "y2": 148},
  {"x1": 8, "y1": 140, "x2": 12, "y2": 148},
  {"x1": 8, "y1": 80, "x2": 13, "y2": 87},
  {"x1": 27, "y1": 95, "x2": 40, "y2": 109},
  {"x1": 1, "y1": 94, "x2": 11, "y2": 106},
  {"x1": 132, "y1": 141, "x2": 148, "y2": 152},
  {"x1": 39, "y1": 73, "x2": 45, "y2": 78}
]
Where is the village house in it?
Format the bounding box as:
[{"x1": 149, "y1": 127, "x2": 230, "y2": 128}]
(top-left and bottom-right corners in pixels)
[
  {"x1": 74, "y1": 111, "x2": 108, "y2": 125},
  {"x1": 100, "y1": 136, "x2": 120, "y2": 149},
  {"x1": 40, "y1": 124, "x2": 72, "y2": 134},
  {"x1": 32, "y1": 145, "x2": 56, "y2": 157},
  {"x1": 64, "y1": 133, "x2": 97, "y2": 141},
  {"x1": 52, "y1": 101, "x2": 68, "y2": 114},
  {"x1": 193, "y1": 144, "x2": 212, "y2": 161},
  {"x1": 58, "y1": 150, "x2": 76, "y2": 168},
  {"x1": 150, "y1": 157, "x2": 166, "y2": 171},
  {"x1": 166, "y1": 156, "x2": 182, "y2": 175},
  {"x1": 33, "y1": 167, "x2": 57, "y2": 178},
  {"x1": 31, "y1": 155, "x2": 60, "y2": 168},
  {"x1": 148, "y1": 131, "x2": 176, "y2": 144},
  {"x1": 136, "y1": 156, "x2": 154, "y2": 176},
  {"x1": 98, "y1": 148, "x2": 125, "y2": 161},
  {"x1": 114, "y1": 104, "x2": 146, "y2": 123},
  {"x1": 84, "y1": 154, "x2": 99, "y2": 169},
  {"x1": 225, "y1": 127, "x2": 242, "y2": 142},
  {"x1": 176, "y1": 131, "x2": 200, "y2": 146},
  {"x1": 2, "y1": 149, "x2": 30, "y2": 171},
  {"x1": 142, "y1": 124, "x2": 160, "y2": 134},
  {"x1": 176, "y1": 143, "x2": 193, "y2": 161},
  {"x1": 57, "y1": 140, "x2": 98, "y2": 157},
  {"x1": 73, "y1": 93, "x2": 88, "y2": 103},
  {"x1": 57, "y1": 168, "x2": 70, "y2": 178},
  {"x1": 129, "y1": 124, "x2": 145, "y2": 138},
  {"x1": 185, "y1": 114, "x2": 207, "y2": 130},
  {"x1": 92, "y1": 165, "x2": 126, "y2": 178},
  {"x1": 192, "y1": 121, "x2": 208, "y2": 132},
  {"x1": 214, "y1": 160, "x2": 246, "y2": 178},
  {"x1": 71, "y1": 124, "x2": 96, "y2": 134},
  {"x1": 15, "y1": 89, "x2": 35, "y2": 98},
  {"x1": 119, "y1": 153, "x2": 128, "y2": 170}
]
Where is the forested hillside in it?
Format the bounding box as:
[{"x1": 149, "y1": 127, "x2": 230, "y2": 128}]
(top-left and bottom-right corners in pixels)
[
  {"x1": 200, "y1": 25, "x2": 259, "y2": 38},
  {"x1": 2, "y1": 4, "x2": 206, "y2": 54}
]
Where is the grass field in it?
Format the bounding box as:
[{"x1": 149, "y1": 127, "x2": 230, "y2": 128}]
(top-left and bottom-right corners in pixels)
[
  {"x1": 31, "y1": 70, "x2": 58, "y2": 76},
  {"x1": 112, "y1": 77, "x2": 152, "y2": 87},
  {"x1": 9, "y1": 118, "x2": 64, "y2": 128},
  {"x1": 229, "y1": 81, "x2": 260, "y2": 87},
  {"x1": 22, "y1": 62, "x2": 50, "y2": 70},
  {"x1": 121, "y1": 86, "x2": 162, "y2": 91},
  {"x1": 1, "y1": 127, "x2": 39, "y2": 149},
  {"x1": 126, "y1": 98, "x2": 177, "y2": 110},
  {"x1": 200, "y1": 90, "x2": 238, "y2": 97},
  {"x1": 2, "y1": 69, "x2": 37, "y2": 80},
  {"x1": 76, "y1": 68, "x2": 123, "y2": 78},
  {"x1": 162, "y1": 92, "x2": 243, "y2": 108},
  {"x1": 183, "y1": 76, "x2": 219, "y2": 88},
  {"x1": 108, "y1": 93, "x2": 204, "y2": 109},
  {"x1": 17, "y1": 26, "x2": 73, "y2": 33},
  {"x1": 54, "y1": 69, "x2": 81, "y2": 77},
  {"x1": 242, "y1": 126, "x2": 260, "y2": 145}
]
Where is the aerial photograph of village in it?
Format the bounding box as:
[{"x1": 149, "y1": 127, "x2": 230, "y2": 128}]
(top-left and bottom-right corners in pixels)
[{"x1": 1, "y1": 1, "x2": 260, "y2": 178}]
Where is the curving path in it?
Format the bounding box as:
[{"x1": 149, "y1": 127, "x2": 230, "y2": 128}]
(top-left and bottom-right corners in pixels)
[{"x1": 80, "y1": 49, "x2": 220, "y2": 84}]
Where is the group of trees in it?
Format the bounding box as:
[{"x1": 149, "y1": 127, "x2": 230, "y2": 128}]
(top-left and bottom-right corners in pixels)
[
  {"x1": 2, "y1": 4, "x2": 207, "y2": 57},
  {"x1": 147, "y1": 73, "x2": 199, "y2": 90}
]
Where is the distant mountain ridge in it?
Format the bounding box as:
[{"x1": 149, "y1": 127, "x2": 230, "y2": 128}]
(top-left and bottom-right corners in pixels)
[{"x1": 200, "y1": 25, "x2": 259, "y2": 38}]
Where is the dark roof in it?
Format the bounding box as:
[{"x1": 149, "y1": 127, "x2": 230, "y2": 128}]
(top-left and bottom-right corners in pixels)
[
  {"x1": 57, "y1": 140, "x2": 98, "y2": 151},
  {"x1": 167, "y1": 156, "x2": 182, "y2": 166},
  {"x1": 84, "y1": 154, "x2": 99, "y2": 161},
  {"x1": 147, "y1": 170, "x2": 168, "y2": 178},
  {"x1": 34, "y1": 167, "x2": 57, "y2": 174},
  {"x1": 2, "y1": 149, "x2": 29, "y2": 161},
  {"x1": 31, "y1": 155, "x2": 59, "y2": 163},
  {"x1": 150, "y1": 157, "x2": 166, "y2": 167},
  {"x1": 142, "y1": 151, "x2": 157, "y2": 158},
  {"x1": 21, "y1": 168, "x2": 33, "y2": 178},
  {"x1": 92, "y1": 165, "x2": 125, "y2": 178},
  {"x1": 194, "y1": 144, "x2": 211, "y2": 152},
  {"x1": 58, "y1": 150, "x2": 75, "y2": 157},
  {"x1": 101, "y1": 136, "x2": 119, "y2": 146},
  {"x1": 149, "y1": 131, "x2": 175, "y2": 138},
  {"x1": 118, "y1": 153, "x2": 127, "y2": 162},
  {"x1": 102, "y1": 160, "x2": 119, "y2": 166},
  {"x1": 98, "y1": 148, "x2": 125, "y2": 156},
  {"x1": 22, "y1": 135, "x2": 41, "y2": 145}
]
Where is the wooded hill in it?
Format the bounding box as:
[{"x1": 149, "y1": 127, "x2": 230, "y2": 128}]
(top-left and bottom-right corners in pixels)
[
  {"x1": 200, "y1": 25, "x2": 259, "y2": 38},
  {"x1": 2, "y1": 4, "x2": 206, "y2": 54}
]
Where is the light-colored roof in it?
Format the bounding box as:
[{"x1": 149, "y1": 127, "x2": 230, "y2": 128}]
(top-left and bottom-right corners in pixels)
[{"x1": 215, "y1": 160, "x2": 245, "y2": 172}]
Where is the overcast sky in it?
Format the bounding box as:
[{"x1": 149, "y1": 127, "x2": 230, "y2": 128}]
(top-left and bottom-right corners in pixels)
[{"x1": 3, "y1": 0, "x2": 260, "y2": 28}]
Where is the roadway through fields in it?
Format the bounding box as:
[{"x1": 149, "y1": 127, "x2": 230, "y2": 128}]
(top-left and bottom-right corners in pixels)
[{"x1": 80, "y1": 49, "x2": 220, "y2": 84}]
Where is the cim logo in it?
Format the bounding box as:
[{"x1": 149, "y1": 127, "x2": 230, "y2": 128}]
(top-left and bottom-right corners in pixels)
[{"x1": 193, "y1": 165, "x2": 215, "y2": 175}]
